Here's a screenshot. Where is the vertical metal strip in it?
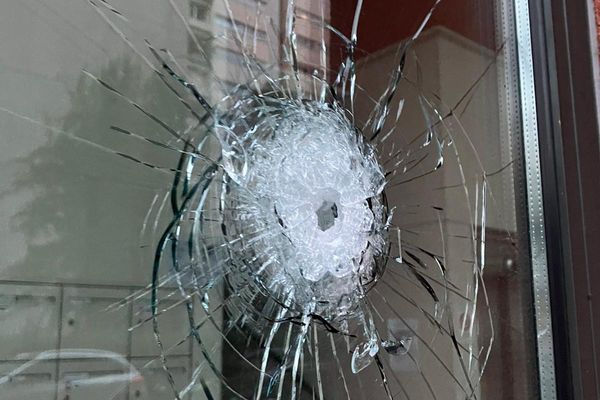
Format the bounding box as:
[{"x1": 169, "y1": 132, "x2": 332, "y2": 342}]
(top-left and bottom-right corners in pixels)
[{"x1": 514, "y1": 0, "x2": 558, "y2": 398}]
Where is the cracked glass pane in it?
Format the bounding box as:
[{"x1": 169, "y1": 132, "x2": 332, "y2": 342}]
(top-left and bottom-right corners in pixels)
[{"x1": 0, "y1": 0, "x2": 540, "y2": 399}]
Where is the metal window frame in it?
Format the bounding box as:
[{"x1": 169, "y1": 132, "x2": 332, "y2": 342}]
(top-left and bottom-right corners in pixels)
[
  {"x1": 513, "y1": 0, "x2": 558, "y2": 398},
  {"x1": 527, "y1": 0, "x2": 600, "y2": 398}
]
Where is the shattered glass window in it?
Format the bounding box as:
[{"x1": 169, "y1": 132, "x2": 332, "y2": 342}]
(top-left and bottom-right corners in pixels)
[{"x1": 0, "y1": 0, "x2": 545, "y2": 399}]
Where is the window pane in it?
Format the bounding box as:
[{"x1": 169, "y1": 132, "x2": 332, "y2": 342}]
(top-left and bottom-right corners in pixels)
[{"x1": 0, "y1": 0, "x2": 546, "y2": 399}]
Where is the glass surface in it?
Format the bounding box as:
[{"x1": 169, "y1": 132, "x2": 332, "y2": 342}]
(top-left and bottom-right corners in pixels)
[{"x1": 0, "y1": 0, "x2": 541, "y2": 399}]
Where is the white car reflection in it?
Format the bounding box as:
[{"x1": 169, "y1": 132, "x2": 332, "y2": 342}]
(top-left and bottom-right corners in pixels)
[{"x1": 0, "y1": 349, "x2": 146, "y2": 400}]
